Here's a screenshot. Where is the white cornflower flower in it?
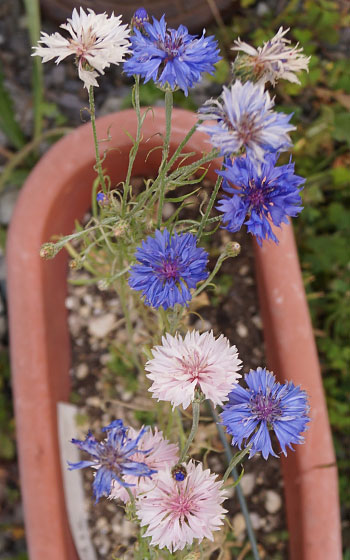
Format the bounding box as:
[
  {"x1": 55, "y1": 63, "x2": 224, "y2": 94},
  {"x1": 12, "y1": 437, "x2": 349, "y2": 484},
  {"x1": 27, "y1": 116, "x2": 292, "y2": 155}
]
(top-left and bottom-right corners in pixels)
[
  {"x1": 32, "y1": 8, "x2": 130, "y2": 89},
  {"x1": 136, "y1": 461, "x2": 227, "y2": 552},
  {"x1": 232, "y1": 27, "x2": 310, "y2": 85},
  {"x1": 145, "y1": 330, "x2": 242, "y2": 410},
  {"x1": 198, "y1": 81, "x2": 295, "y2": 167}
]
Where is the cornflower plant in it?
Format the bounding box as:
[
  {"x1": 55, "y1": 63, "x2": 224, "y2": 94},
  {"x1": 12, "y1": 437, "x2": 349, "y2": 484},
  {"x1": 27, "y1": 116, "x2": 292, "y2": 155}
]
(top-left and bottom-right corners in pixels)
[{"x1": 35, "y1": 7, "x2": 311, "y2": 559}]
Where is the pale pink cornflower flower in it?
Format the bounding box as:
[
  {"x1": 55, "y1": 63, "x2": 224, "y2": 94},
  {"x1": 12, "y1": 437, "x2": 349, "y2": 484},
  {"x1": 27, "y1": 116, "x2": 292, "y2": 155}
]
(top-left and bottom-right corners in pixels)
[
  {"x1": 109, "y1": 427, "x2": 179, "y2": 502},
  {"x1": 136, "y1": 461, "x2": 227, "y2": 552},
  {"x1": 232, "y1": 27, "x2": 310, "y2": 85},
  {"x1": 32, "y1": 8, "x2": 130, "y2": 89},
  {"x1": 145, "y1": 330, "x2": 242, "y2": 409}
]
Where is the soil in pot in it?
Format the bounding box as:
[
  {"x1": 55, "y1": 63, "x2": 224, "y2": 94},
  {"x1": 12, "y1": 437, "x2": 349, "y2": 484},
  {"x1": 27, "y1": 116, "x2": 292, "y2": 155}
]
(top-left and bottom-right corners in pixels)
[{"x1": 65, "y1": 179, "x2": 288, "y2": 559}]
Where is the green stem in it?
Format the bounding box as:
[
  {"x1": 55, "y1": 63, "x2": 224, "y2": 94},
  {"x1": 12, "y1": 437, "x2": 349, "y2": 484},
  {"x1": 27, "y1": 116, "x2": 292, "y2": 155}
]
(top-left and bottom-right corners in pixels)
[
  {"x1": 192, "y1": 254, "x2": 226, "y2": 298},
  {"x1": 126, "y1": 486, "x2": 136, "y2": 507},
  {"x1": 115, "y1": 245, "x2": 143, "y2": 373},
  {"x1": 166, "y1": 123, "x2": 197, "y2": 170},
  {"x1": 118, "y1": 278, "x2": 143, "y2": 374},
  {"x1": 197, "y1": 173, "x2": 222, "y2": 240},
  {"x1": 88, "y1": 85, "x2": 106, "y2": 192},
  {"x1": 157, "y1": 89, "x2": 173, "y2": 228},
  {"x1": 159, "y1": 307, "x2": 171, "y2": 334},
  {"x1": 168, "y1": 306, "x2": 185, "y2": 336},
  {"x1": 179, "y1": 400, "x2": 200, "y2": 462},
  {"x1": 175, "y1": 408, "x2": 186, "y2": 452},
  {"x1": 122, "y1": 75, "x2": 142, "y2": 215}
]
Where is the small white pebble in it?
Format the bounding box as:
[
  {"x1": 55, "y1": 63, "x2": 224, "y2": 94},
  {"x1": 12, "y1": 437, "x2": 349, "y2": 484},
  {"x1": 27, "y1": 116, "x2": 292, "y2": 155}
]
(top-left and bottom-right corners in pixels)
[
  {"x1": 65, "y1": 296, "x2": 77, "y2": 310},
  {"x1": 265, "y1": 489, "x2": 282, "y2": 514},
  {"x1": 236, "y1": 321, "x2": 248, "y2": 338},
  {"x1": 100, "y1": 353, "x2": 112, "y2": 365},
  {"x1": 98, "y1": 543, "x2": 110, "y2": 556},
  {"x1": 83, "y1": 293, "x2": 93, "y2": 306},
  {"x1": 76, "y1": 363, "x2": 89, "y2": 380},
  {"x1": 239, "y1": 264, "x2": 249, "y2": 276},
  {"x1": 232, "y1": 513, "x2": 246, "y2": 541},
  {"x1": 79, "y1": 305, "x2": 90, "y2": 318},
  {"x1": 86, "y1": 396, "x2": 102, "y2": 408},
  {"x1": 96, "y1": 516, "x2": 108, "y2": 532},
  {"x1": 252, "y1": 314, "x2": 263, "y2": 329},
  {"x1": 68, "y1": 315, "x2": 82, "y2": 337},
  {"x1": 162, "y1": 202, "x2": 175, "y2": 219},
  {"x1": 240, "y1": 473, "x2": 256, "y2": 496},
  {"x1": 88, "y1": 313, "x2": 116, "y2": 338},
  {"x1": 250, "y1": 512, "x2": 264, "y2": 530}
]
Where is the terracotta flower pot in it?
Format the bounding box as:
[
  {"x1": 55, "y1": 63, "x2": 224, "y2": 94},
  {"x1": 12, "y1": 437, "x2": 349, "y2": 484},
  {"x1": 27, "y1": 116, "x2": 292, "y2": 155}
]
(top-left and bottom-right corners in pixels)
[{"x1": 7, "y1": 108, "x2": 342, "y2": 559}]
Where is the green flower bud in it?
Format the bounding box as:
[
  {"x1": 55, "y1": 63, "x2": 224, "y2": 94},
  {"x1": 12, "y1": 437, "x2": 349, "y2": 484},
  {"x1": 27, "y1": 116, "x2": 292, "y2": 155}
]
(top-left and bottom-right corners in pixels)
[
  {"x1": 39, "y1": 242, "x2": 57, "y2": 259},
  {"x1": 224, "y1": 241, "x2": 241, "y2": 258}
]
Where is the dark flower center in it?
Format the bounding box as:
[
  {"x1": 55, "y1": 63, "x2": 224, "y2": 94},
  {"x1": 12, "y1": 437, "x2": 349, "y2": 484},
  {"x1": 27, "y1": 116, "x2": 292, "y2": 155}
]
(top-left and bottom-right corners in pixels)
[
  {"x1": 157, "y1": 32, "x2": 184, "y2": 62},
  {"x1": 178, "y1": 350, "x2": 208, "y2": 383},
  {"x1": 223, "y1": 111, "x2": 261, "y2": 144},
  {"x1": 157, "y1": 258, "x2": 180, "y2": 281},
  {"x1": 99, "y1": 445, "x2": 124, "y2": 472},
  {"x1": 248, "y1": 178, "x2": 266, "y2": 208},
  {"x1": 250, "y1": 392, "x2": 282, "y2": 424}
]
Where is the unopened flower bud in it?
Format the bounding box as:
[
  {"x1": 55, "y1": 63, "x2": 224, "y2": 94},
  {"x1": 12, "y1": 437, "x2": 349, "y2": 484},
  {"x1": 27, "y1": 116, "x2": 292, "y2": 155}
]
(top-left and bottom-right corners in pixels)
[
  {"x1": 69, "y1": 259, "x2": 84, "y2": 270},
  {"x1": 114, "y1": 220, "x2": 128, "y2": 237},
  {"x1": 171, "y1": 464, "x2": 187, "y2": 482},
  {"x1": 231, "y1": 55, "x2": 258, "y2": 83},
  {"x1": 224, "y1": 241, "x2": 241, "y2": 258},
  {"x1": 39, "y1": 242, "x2": 57, "y2": 259},
  {"x1": 96, "y1": 191, "x2": 109, "y2": 207},
  {"x1": 132, "y1": 7, "x2": 149, "y2": 32}
]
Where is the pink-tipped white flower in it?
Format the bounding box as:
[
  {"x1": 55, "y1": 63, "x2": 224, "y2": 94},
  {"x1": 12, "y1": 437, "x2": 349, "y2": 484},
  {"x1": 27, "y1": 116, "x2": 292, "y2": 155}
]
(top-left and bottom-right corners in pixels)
[
  {"x1": 145, "y1": 330, "x2": 242, "y2": 409},
  {"x1": 32, "y1": 8, "x2": 130, "y2": 89},
  {"x1": 136, "y1": 461, "x2": 227, "y2": 552},
  {"x1": 232, "y1": 27, "x2": 310, "y2": 85},
  {"x1": 109, "y1": 427, "x2": 179, "y2": 502}
]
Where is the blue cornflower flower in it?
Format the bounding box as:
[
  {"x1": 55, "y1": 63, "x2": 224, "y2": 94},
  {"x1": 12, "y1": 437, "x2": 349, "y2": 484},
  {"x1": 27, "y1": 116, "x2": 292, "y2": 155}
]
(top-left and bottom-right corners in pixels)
[
  {"x1": 198, "y1": 80, "x2": 295, "y2": 166},
  {"x1": 124, "y1": 15, "x2": 221, "y2": 95},
  {"x1": 221, "y1": 367, "x2": 310, "y2": 460},
  {"x1": 68, "y1": 420, "x2": 156, "y2": 502},
  {"x1": 96, "y1": 191, "x2": 109, "y2": 206},
  {"x1": 129, "y1": 228, "x2": 208, "y2": 310},
  {"x1": 216, "y1": 152, "x2": 304, "y2": 245}
]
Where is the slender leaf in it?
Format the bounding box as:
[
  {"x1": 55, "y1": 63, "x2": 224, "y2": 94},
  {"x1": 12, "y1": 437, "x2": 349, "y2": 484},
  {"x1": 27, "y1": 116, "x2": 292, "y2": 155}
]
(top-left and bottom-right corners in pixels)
[{"x1": 0, "y1": 65, "x2": 26, "y2": 149}]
